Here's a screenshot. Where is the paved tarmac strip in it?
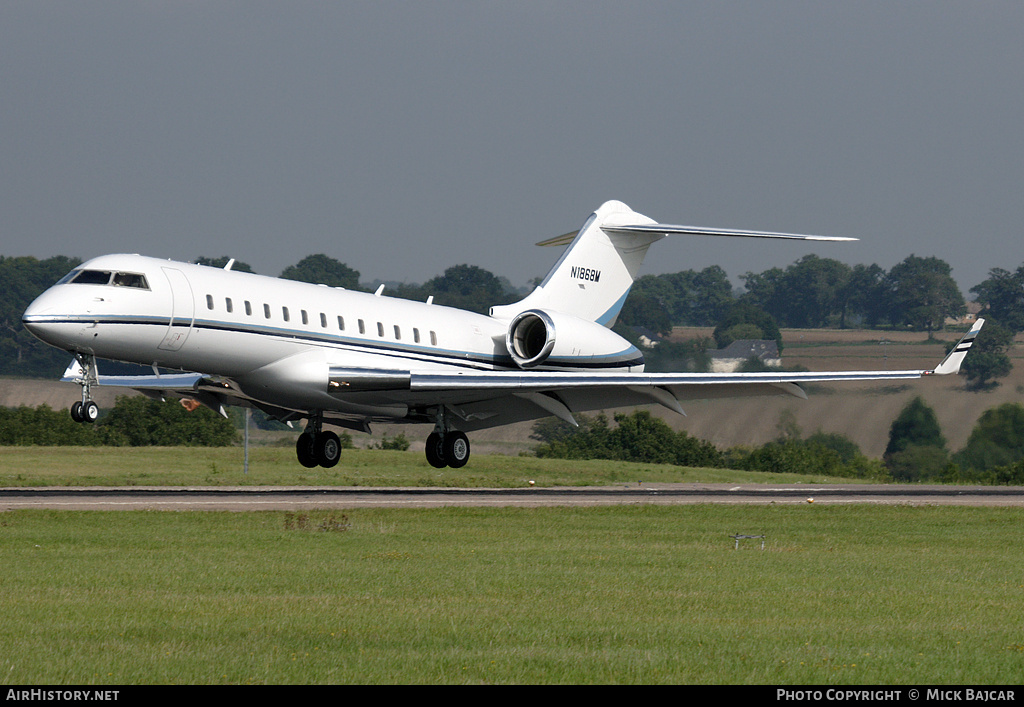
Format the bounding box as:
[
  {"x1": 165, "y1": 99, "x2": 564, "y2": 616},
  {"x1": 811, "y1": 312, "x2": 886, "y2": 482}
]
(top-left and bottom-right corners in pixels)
[{"x1": 2, "y1": 484, "x2": 1024, "y2": 511}]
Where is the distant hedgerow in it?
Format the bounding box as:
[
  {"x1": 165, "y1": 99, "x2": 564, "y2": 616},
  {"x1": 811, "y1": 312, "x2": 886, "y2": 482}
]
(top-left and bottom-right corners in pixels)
[
  {"x1": 0, "y1": 397, "x2": 237, "y2": 446},
  {"x1": 533, "y1": 410, "x2": 724, "y2": 468}
]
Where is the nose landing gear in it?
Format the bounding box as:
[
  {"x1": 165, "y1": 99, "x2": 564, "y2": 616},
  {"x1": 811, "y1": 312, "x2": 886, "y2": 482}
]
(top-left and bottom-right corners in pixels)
[{"x1": 68, "y1": 353, "x2": 100, "y2": 424}]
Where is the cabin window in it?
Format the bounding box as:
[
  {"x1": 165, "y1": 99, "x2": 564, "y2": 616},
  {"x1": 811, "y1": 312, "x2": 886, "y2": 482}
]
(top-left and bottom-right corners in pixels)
[
  {"x1": 413, "y1": 328, "x2": 421, "y2": 344},
  {"x1": 225, "y1": 298, "x2": 233, "y2": 313},
  {"x1": 320, "y1": 313, "x2": 327, "y2": 328},
  {"x1": 430, "y1": 331, "x2": 437, "y2": 346},
  {"x1": 206, "y1": 295, "x2": 214, "y2": 310},
  {"x1": 358, "y1": 319, "x2": 365, "y2": 334},
  {"x1": 282, "y1": 307, "x2": 290, "y2": 322},
  {"x1": 301, "y1": 310, "x2": 309, "y2": 325},
  {"x1": 394, "y1": 325, "x2": 401, "y2": 340},
  {"x1": 376, "y1": 322, "x2": 384, "y2": 337},
  {"x1": 337, "y1": 316, "x2": 345, "y2": 331},
  {"x1": 264, "y1": 304, "x2": 271, "y2": 319},
  {"x1": 245, "y1": 301, "x2": 252, "y2": 316}
]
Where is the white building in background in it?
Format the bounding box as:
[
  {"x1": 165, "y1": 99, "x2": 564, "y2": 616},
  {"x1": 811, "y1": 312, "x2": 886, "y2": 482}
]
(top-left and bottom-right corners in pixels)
[{"x1": 708, "y1": 340, "x2": 781, "y2": 373}]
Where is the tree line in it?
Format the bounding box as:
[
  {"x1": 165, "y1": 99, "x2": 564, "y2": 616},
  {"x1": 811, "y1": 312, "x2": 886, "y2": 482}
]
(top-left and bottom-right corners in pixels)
[
  {"x1": 532, "y1": 399, "x2": 1024, "y2": 486},
  {"x1": 617, "y1": 255, "x2": 1024, "y2": 390},
  {"x1": 2, "y1": 252, "x2": 1022, "y2": 382},
  {"x1": 0, "y1": 396, "x2": 237, "y2": 447},
  {"x1": 7, "y1": 392, "x2": 1023, "y2": 486},
  {"x1": 619, "y1": 254, "x2": 968, "y2": 334}
]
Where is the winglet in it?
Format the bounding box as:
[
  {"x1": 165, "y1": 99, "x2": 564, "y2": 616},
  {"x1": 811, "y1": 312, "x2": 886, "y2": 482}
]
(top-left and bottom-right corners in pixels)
[{"x1": 931, "y1": 318, "x2": 985, "y2": 375}]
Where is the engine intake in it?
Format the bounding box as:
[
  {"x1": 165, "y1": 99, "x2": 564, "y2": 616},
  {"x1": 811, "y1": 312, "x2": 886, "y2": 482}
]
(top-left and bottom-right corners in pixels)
[
  {"x1": 507, "y1": 310, "x2": 556, "y2": 368},
  {"x1": 505, "y1": 308, "x2": 643, "y2": 371}
]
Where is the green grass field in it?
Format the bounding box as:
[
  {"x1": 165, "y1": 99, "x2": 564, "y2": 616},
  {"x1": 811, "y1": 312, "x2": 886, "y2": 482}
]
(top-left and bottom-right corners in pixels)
[
  {"x1": 2, "y1": 447, "x2": 1022, "y2": 684},
  {"x1": 2, "y1": 505, "x2": 1023, "y2": 684},
  {"x1": 0, "y1": 445, "x2": 874, "y2": 488}
]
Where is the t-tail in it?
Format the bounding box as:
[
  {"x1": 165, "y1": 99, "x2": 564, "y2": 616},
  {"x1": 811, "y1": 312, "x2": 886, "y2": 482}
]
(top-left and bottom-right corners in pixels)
[{"x1": 491, "y1": 200, "x2": 856, "y2": 326}]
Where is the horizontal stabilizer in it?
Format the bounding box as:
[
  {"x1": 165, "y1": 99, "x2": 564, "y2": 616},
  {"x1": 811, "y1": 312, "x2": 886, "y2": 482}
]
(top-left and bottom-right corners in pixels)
[
  {"x1": 536, "y1": 231, "x2": 579, "y2": 247},
  {"x1": 600, "y1": 223, "x2": 857, "y2": 242}
]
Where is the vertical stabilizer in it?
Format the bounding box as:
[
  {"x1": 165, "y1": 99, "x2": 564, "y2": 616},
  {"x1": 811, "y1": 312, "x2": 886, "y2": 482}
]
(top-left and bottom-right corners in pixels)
[{"x1": 490, "y1": 201, "x2": 664, "y2": 326}]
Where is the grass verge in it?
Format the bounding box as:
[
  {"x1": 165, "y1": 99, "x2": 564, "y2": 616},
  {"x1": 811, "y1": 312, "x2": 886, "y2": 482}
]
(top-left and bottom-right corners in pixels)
[
  {"x1": 2, "y1": 505, "x2": 1022, "y2": 684},
  {"x1": 0, "y1": 446, "x2": 874, "y2": 487}
]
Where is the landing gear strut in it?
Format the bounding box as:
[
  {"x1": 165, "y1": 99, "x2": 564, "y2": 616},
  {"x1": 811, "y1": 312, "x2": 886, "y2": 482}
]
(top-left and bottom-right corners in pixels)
[
  {"x1": 296, "y1": 413, "x2": 342, "y2": 468},
  {"x1": 69, "y1": 353, "x2": 100, "y2": 424},
  {"x1": 424, "y1": 407, "x2": 470, "y2": 469}
]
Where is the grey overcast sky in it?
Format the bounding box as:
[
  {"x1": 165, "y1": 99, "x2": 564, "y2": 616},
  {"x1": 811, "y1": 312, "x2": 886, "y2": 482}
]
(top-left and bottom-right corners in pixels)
[{"x1": 2, "y1": 2, "x2": 1022, "y2": 294}]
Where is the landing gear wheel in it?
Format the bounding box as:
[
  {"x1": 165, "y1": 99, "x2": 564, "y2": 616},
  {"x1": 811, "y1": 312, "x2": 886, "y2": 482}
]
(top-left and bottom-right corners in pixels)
[
  {"x1": 315, "y1": 431, "x2": 342, "y2": 469},
  {"x1": 296, "y1": 432, "x2": 318, "y2": 468},
  {"x1": 71, "y1": 401, "x2": 98, "y2": 423},
  {"x1": 425, "y1": 432, "x2": 447, "y2": 468},
  {"x1": 443, "y1": 431, "x2": 470, "y2": 469},
  {"x1": 82, "y1": 401, "x2": 99, "y2": 423}
]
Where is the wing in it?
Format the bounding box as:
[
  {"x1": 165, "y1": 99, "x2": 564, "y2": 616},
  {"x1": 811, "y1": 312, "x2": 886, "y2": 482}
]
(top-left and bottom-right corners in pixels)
[
  {"x1": 404, "y1": 364, "x2": 922, "y2": 431},
  {"x1": 357, "y1": 318, "x2": 986, "y2": 431}
]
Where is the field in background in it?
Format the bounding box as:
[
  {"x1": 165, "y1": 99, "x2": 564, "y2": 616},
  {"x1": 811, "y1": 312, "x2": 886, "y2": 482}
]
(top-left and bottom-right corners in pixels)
[
  {"x1": 3, "y1": 327, "x2": 1023, "y2": 459},
  {"x1": 661, "y1": 327, "x2": 1024, "y2": 457}
]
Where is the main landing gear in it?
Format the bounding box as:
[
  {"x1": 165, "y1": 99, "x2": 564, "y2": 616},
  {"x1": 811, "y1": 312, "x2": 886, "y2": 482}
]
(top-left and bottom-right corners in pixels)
[
  {"x1": 295, "y1": 413, "x2": 342, "y2": 469},
  {"x1": 68, "y1": 353, "x2": 100, "y2": 424},
  {"x1": 424, "y1": 408, "x2": 470, "y2": 469},
  {"x1": 70, "y1": 400, "x2": 100, "y2": 423},
  {"x1": 292, "y1": 408, "x2": 472, "y2": 470}
]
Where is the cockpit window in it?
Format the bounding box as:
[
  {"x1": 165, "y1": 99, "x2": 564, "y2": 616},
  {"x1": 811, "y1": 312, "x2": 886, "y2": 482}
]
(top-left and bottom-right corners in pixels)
[
  {"x1": 69, "y1": 270, "x2": 113, "y2": 285},
  {"x1": 112, "y1": 272, "x2": 149, "y2": 289},
  {"x1": 59, "y1": 269, "x2": 150, "y2": 289}
]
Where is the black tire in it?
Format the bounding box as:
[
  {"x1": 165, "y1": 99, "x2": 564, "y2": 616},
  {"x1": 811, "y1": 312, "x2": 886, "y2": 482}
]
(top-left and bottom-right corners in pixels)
[
  {"x1": 443, "y1": 431, "x2": 470, "y2": 469},
  {"x1": 296, "y1": 432, "x2": 318, "y2": 468},
  {"x1": 82, "y1": 401, "x2": 100, "y2": 423},
  {"x1": 315, "y1": 431, "x2": 342, "y2": 468},
  {"x1": 70, "y1": 401, "x2": 84, "y2": 423},
  {"x1": 425, "y1": 432, "x2": 447, "y2": 468}
]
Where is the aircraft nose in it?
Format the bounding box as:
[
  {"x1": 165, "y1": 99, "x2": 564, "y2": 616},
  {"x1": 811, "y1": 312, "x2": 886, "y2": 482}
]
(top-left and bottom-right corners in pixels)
[
  {"x1": 22, "y1": 296, "x2": 50, "y2": 335},
  {"x1": 21, "y1": 289, "x2": 66, "y2": 346},
  {"x1": 22, "y1": 293, "x2": 47, "y2": 321}
]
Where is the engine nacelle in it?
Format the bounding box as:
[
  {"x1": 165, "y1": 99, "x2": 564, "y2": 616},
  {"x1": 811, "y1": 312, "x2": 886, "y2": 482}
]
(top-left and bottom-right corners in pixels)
[{"x1": 505, "y1": 308, "x2": 644, "y2": 370}]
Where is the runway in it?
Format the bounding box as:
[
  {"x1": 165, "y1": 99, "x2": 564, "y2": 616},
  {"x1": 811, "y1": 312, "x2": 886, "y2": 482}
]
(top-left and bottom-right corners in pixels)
[{"x1": 3, "y1": 484, "x2": 1024, "y2": 511}]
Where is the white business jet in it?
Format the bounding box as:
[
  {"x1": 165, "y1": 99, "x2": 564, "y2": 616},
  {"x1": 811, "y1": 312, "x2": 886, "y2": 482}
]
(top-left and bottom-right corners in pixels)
[{"x1": 22, "y1": 200, "x2": 983, "y2": 469}]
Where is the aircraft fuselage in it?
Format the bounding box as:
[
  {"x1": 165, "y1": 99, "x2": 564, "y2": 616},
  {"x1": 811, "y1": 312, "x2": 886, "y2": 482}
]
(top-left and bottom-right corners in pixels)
[{"x1": 22, "y1": 253, "x2": 643, "y2": 418}]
